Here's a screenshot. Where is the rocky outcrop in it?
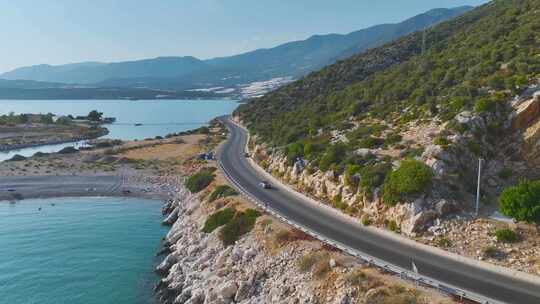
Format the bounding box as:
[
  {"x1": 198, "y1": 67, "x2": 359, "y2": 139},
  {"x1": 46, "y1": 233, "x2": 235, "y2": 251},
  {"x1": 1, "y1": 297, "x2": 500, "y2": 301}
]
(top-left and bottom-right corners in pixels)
[
  {"x1": 511, "y1": 94, "x2": 540, "y2": 130},
  {"x1": 155, "y1": 185, "x2": 326, "y2": 304}
]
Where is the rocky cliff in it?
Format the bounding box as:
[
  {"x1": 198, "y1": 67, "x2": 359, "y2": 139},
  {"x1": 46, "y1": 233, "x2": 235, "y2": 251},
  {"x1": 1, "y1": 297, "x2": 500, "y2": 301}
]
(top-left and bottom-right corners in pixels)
[{"x1": 154, "y1": 180, "x2": 450, "y2": 304}]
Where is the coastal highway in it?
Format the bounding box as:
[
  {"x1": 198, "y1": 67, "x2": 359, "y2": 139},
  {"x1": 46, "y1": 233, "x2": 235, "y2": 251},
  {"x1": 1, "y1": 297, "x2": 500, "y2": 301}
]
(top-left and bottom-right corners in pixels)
[{"x1": 218, "y1": 117, "x2": 540, "y2": 304}]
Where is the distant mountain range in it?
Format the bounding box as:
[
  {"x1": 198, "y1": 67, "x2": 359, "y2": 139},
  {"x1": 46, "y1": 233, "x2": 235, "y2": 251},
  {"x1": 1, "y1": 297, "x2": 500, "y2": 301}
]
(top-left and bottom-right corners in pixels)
[{"x1": 0, "y1": 6, "x2": 472, "y2": 99}]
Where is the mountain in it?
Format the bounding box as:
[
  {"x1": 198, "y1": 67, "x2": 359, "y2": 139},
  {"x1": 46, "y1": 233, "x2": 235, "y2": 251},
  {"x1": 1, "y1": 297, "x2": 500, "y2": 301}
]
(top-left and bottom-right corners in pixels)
[
  {"x1": 1, "y1": 57, "x2": 208, "y2": 85},
  {"x1": 1, "y1": 6, "x2": 472, "y2": 92},
  {"x1": 235, "y1": 0, "x2": 540, "y2": 237},
  {"x1": 206, "y1": 6, "x2": 472, "y2": 78},
  {"x1": 236, "y1": 0, "x2": 538, "y2": 145}
]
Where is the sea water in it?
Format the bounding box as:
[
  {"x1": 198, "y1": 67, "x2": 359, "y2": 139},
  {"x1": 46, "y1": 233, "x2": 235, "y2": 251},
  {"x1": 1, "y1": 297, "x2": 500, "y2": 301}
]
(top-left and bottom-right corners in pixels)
[
  {"x1": 0, "y1": 99, "x2": 238, "y2": 161},
  {"x1": 0, "y1": 197, "x2": 168, "y2": 304}
]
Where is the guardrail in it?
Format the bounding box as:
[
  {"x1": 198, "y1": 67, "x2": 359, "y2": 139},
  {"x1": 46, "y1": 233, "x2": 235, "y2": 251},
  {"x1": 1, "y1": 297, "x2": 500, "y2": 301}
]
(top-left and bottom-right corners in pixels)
[
  {"x1": 215, "y1": 119, "x2": 510, "y2": 304},
  {"x1": 218, "y1": 156, "x2": 505, "y2": 304}
]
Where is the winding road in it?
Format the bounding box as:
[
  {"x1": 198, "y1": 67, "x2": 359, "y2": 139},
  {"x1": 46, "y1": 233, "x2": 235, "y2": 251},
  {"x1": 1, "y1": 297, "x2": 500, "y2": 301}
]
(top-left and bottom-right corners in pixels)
[{"x1": 218, "y1": 117, "x2": 540, "y2": 304}]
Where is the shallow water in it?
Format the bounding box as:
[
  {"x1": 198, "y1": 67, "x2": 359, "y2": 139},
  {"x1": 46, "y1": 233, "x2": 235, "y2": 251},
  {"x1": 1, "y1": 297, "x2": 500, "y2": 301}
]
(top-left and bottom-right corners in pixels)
[
  {"x1": 0, "y1": 99, "x2": 238, "y2": 160},
  {"x1": 0, "y1": 197, "x2": 168, "y2": 304}
]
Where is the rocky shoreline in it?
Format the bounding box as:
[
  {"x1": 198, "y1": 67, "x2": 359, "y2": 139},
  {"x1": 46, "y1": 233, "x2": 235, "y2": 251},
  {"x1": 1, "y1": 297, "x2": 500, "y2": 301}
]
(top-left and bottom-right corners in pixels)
[{"x1": 153, "y1": 180, "x2": 451, "y2": 304}]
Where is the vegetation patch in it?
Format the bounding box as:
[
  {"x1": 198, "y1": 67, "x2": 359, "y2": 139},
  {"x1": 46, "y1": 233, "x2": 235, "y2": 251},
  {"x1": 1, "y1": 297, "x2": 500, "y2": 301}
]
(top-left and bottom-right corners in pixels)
[
  {"x1": 219, "y1": 209, "x2": 261, "y2": 246},
  {"x1": 494, "y1": 228, "x2": 519, "y2": 243},
  {"x1": 499, "y1": 179, "x2": 540, "y2": 224},
  {"x1": 202, "y1": 208, "x2": 235, "y2": 233},
  {"x1": 382, "y1": 160, "x2": 433, "y2": 205},
  {"x1": 208, "y1": 185, "x2": 238, "y2": 202},
  {"x1": 185, "y1": 167, "x2": 216, "y2": 193}
]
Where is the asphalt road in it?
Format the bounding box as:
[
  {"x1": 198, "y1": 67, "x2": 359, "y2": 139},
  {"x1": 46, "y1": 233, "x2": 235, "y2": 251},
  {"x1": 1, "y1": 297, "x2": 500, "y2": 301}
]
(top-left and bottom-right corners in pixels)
[{"x1": 218, "y1": 117, "x2": 540, "y2": 304}]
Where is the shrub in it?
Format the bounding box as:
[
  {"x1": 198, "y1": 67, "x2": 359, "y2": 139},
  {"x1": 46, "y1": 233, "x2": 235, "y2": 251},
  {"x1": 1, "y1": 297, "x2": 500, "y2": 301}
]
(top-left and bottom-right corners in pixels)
[
  {"x1": 298, "y1": 253, "x2": 319, "y2": 272},
  {"x1": 495, "y1": 228, "x2": 519, "y2": 243},
  {"x1": 219, "y1": 209, "x2": 261, "y2": 246},
  {"x1": 345, "y1": 269, "x2": 367, "y2": 286},
  {"x1": 497, "y1": 168, "x2": 513, "y2": 180},
  {"x1": 433, "y1": 136, "x2": 450, "y2": 146},
  {"x1": 273, "y1": 229, "x2": 291, "y2": 246},
  {"x1": 185, "y1": 168, "x2": 216, "y2": 193},
  {"x1": 286, "y1": 142, "x2": 304, "y2": 165},
  {"x1": 318, "y1": 144, "x2": 347, "y2": 172},
  {"x1": 208, "y1": 185, "x2": 238, "y2": 202},
  {"x1": 387, "y1": 220, "x2": 399, "y2": 232},
  {"x1": 313, "y1": 258, "x2": 331, "y2": 278},
  {"x1": 358, "y1": 137, "x2": 383, "y2": 149},
  {"x1": 202, "y1": 208, "x2": 235, "y2": 233},
  {"x1": 466, "y1": 140, "x2": 482, "y2": 156},
  {"x1": 436, "y1": 237, "x2": 452, "y2": 248},
  {"x1": 474, "y1": 98, "x2": 495, "y2": 113},
  {"x1": 382, "y1": 160, "x2": 433, "y2": 205},
  {"x1": 360, "y1": 162, "x2": 391, "y2": 190},
  {"x1": 499, "y1": 179, "x2": 540, "y2": 224},
  {"x1": 383, "y1": 133, "x2": 402, "y2": 147},
  {"x1": 482, "y1": 246, "x2": 499, "y2": 258},
  {"x1": 361, "y1": 215, "x2": 371, "y2": 226}
]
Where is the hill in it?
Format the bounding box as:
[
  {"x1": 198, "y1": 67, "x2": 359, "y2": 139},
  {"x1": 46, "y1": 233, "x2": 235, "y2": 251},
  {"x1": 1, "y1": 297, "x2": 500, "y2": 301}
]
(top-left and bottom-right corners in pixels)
[
  {"x1": 236, "y1": 0, "x2": 540, "y2": 235},
  {"x1": 1, "y1": 6, "x2": 471, "y2": 92}
]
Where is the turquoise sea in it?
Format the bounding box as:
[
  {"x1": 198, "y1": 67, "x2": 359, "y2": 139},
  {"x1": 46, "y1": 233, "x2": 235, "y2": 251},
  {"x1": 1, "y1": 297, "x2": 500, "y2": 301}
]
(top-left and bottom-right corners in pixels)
[{"x1": 0, "y1": 197, "x2": 169, "y2": 304}]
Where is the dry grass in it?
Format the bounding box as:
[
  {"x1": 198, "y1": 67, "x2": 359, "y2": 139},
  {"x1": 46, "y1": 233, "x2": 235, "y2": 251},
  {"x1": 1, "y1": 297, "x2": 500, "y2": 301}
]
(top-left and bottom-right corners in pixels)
[{"x1": 120, "y1": 135, "x2": 204, "y2": 161}]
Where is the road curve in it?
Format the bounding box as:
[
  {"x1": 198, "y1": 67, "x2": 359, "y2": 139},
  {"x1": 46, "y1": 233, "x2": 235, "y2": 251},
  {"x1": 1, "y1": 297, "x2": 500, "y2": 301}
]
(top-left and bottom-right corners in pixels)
[{"x1": 218, "y1": 117, "x2": 540, "y2": 304}]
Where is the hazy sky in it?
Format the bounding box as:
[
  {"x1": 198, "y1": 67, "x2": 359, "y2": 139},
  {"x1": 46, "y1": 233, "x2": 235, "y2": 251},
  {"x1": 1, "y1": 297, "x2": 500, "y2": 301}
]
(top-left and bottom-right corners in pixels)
[{"x1": 0, "y1": 0, "x2": 489, "y2": 73}]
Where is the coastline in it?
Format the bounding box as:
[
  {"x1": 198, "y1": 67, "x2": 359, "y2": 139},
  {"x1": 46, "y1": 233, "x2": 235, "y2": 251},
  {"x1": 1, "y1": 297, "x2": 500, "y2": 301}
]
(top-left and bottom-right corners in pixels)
[{"x1": 0, "y1": 126, "x2": 109, "y2": 153}]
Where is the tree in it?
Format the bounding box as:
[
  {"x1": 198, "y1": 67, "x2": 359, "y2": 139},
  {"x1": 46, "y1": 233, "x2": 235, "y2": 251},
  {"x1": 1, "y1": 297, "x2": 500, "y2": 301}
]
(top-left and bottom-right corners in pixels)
[
  {"x1": 499, "y1": 179, "x2": 540, "y2": 224},
  {"x1": 87, "y1": 110, "x2": 103, "y2": 122}
]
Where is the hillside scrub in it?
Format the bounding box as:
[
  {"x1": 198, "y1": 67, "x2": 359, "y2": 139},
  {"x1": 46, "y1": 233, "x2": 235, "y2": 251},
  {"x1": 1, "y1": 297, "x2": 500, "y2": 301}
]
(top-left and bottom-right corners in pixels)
[
  {"x1": 208, "y1": 185, "x2": 238, "y2": 202},
  {"x1": 185, "y1": 167, "x2": 216, "y2": 193},
  {"x1": 499, "y1": 179, "x2": 540, "y2": 224},
  {"x1": 383, "y1": 160, "x2": 433, "y2": 205},
  {"x1": 219, "y1": 209, "x2": 262, "y2": 246},
  {"x1": 495, "y1": 228, "x2": 519, "y2": 243},
  {"x1": 202, "y1": 208, "x2": 235, "y2": 233}
]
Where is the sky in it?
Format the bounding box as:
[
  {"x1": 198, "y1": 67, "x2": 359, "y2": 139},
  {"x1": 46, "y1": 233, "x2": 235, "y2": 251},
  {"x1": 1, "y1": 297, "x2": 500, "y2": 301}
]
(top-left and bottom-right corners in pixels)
[{"x1": 0, "y1": 0, "x2": 489, "y2": 73}]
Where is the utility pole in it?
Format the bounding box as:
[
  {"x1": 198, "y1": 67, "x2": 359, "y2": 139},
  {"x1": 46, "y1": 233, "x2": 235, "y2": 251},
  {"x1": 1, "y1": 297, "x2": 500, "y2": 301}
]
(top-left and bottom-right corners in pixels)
[{"x1": 475, "y1": 158, "x2": 483, "y2": 217}]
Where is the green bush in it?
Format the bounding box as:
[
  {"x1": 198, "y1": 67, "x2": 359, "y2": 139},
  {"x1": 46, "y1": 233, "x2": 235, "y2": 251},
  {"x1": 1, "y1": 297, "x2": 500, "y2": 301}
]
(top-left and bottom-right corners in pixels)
[
  {"x1": 219, "y1": 209, "x2": 261, "y2": 246},
  {"x1": 497, "y1": 168, "x2": 513, "y2": 180},
  {"x1": 286, "y1": 142, "x2": 304, "y2": 165},
  {"x1": 383, "y1": 160, "x2": 433, "y2": 205},
  {"x1": 499, "y1": 179, "x2": 540, "y2": 224},
  {"x1": 360, "y1": 162, "x2": 391, "y2": 190},
  {"x1": 358, "y1": 137, "x2": 383, "y2": 149},
  {"x1": 495, "y1": 228, "x2": 519, "y2": 243},
  {"x1": 202, "y1": 208, "x2": 235, "y2": 233},
  {"x1": 318, "y1": 144, "x2": 346, "y2": 172},
  {"x1": 433, "y1": 136, "x2": 450, "y2": 146},
  {"x1": 387, "y1": 220, "x2": 399, "y2": 232},
  {"x1": 466, "y1": 140, "x2": 482, "y2": 156},
  {"x1": 185, "y1": 168, "x2": 216, "y2": 193},
  {"x1": 361, "y1": 216, "x2": 371, "y2": 226},
  {"x1": 208, "y1": 185, "x2": 238, "y2": 202},
  {"x1": 384, "y1": 133, "x2": 402, "y2": 146}
]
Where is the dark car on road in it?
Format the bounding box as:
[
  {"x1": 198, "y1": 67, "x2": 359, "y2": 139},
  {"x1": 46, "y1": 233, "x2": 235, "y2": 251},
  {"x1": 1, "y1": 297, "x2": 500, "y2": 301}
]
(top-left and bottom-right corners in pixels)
[{"x1": 259, "y1": 181, "x2": 271, "y2": 189}]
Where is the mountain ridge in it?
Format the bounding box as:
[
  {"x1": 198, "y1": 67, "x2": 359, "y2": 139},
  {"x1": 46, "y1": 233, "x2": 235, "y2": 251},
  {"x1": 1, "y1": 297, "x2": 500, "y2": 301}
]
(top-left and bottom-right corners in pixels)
[{"x1": 1, "y1": 6, "x2": 472, "y2": 92}]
